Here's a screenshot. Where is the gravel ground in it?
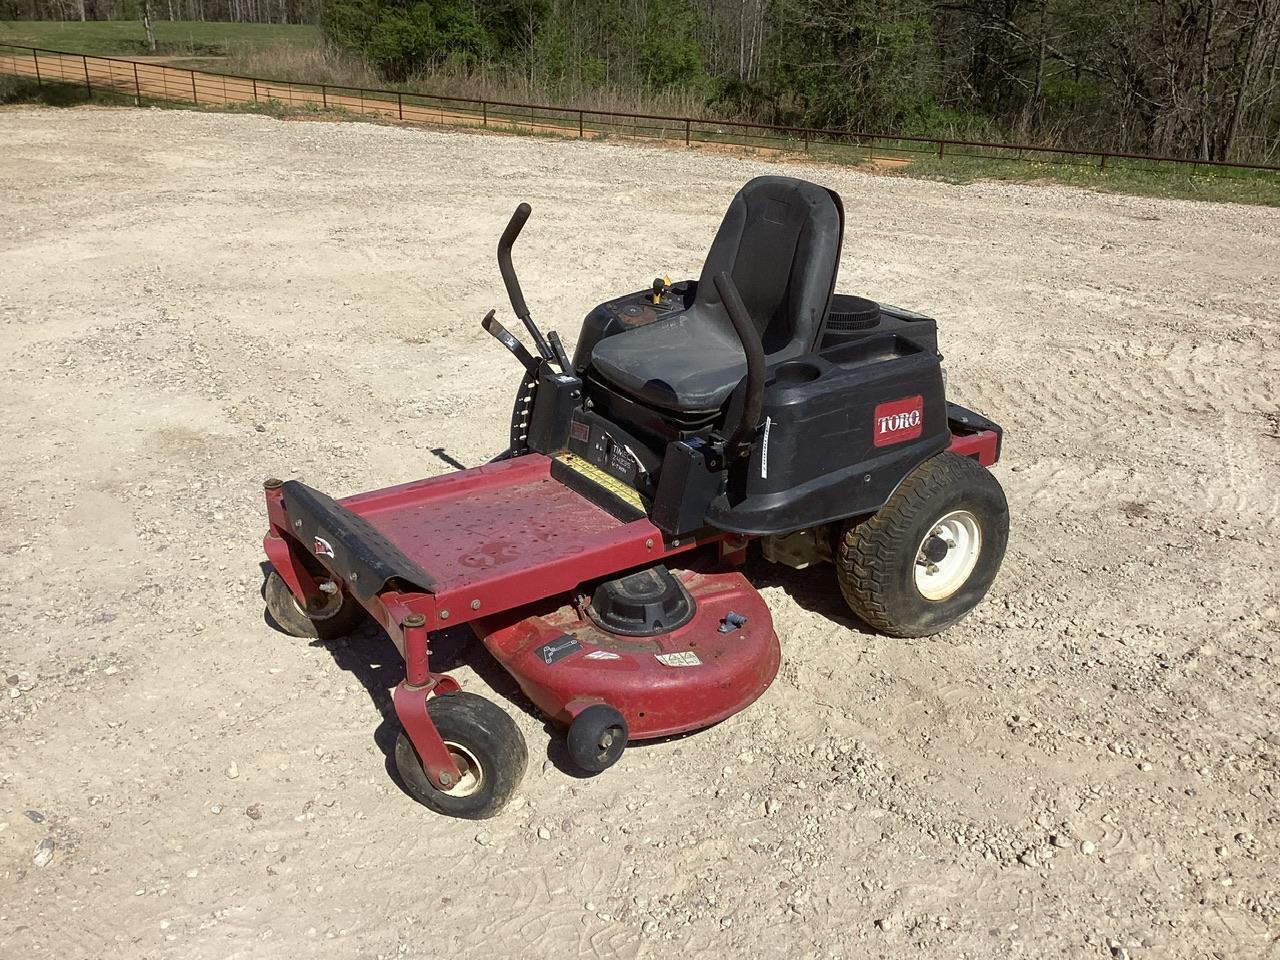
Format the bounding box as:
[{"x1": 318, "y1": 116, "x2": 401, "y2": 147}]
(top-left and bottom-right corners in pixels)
[{"x1": 1, "y1": 106, "x2": 1278, "y2": 960}]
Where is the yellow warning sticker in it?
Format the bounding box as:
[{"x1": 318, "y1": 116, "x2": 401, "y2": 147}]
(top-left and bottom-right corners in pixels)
[{"x1": 555, "y1": 452, "x2": 647, "y2": 512}]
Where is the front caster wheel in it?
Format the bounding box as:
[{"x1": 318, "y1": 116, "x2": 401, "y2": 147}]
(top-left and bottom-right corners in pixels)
[
  {"x1": 835, "y1": 452, "x2": 1009, "y2": 638},
  {"x1": 264, "y1": 569, "x2": 366, "y2": 640},
  {"x1": 567, "y1": 704, "x2": 628, "y2": 773},
  {"x1": 394, "y1": 692, "x2": 528, "y2": 819}
]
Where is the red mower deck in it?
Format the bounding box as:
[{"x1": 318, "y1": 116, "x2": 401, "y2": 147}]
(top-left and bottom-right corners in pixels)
[
  {"x1": 262, "y1": 452, "x2": 763, "y2": 797},
  {"x1": 474, "y1": 567, "x2": 779, "y2": 739}
]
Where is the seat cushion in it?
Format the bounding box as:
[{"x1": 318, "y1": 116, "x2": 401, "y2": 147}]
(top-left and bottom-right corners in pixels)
[
  {"x1": 591, "y1": 307, "x2": 804, "y2": 413},
  {"x1": 589, "y1": 175, "x2": 843, "y2": 416}
]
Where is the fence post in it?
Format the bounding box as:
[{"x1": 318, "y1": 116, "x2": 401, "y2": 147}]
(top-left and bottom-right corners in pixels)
[
  {"x1": 937, "y1": 140, "x2": 945, "y2": 158},
  {"x1": 397, "y1": 91, "x2": 403, "y2": 120},
  {"x1": 132, "y1": 60, "x2": 140, "y2": 105},
  {"x1": 685, "y1": 118, "x2": 690, "y2": 146},
  {"x1": 482, "y1": 100, "x2": 487, "y2": 127},
  {"x1": 1098, "y1": 154, "x2": 1107, "y2": 172},
  {"x1": 33, "y1": 49, "x2": 42, "y2": 87},
  {"x1": 82, "y1": 54, "x2": 91, "y2": 98},
  {"x1": 804, "y1": 129, "x2": 809, "y2": 152},
  {"x1": 191, "y1": 69, "x2": 198, "y2": 104},
  {"x1": 579, "y1": 110, "x2": 584, "y2": 138},
  {"x1": 322, "y1": 84, "x2": 327, "y2": 109},
  {"x1": 252, "y1": 77, "x2": 258, "y2": 103}
]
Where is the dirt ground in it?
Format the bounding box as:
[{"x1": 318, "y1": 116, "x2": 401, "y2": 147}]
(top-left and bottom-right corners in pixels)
[{"x1": 1, "y1": 106, "x2": 1278, "y2": 960}]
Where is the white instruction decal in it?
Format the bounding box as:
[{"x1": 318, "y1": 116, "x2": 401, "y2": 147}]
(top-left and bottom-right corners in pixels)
[
  {"x1": 584, "y1": 650, "x2": 621, "y2": 661},
  {"x1": 761, "y1": 416, "x2": 772, "y2": 479},
  {"x1": 655, "y1": 651, "x2": 702, "y2": 667}
]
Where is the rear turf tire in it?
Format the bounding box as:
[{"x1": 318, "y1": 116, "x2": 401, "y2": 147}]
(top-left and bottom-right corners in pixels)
[
  {"x1": 394, "y1": 692, "x2": 528, "y2": 820},
  {"x1": 835, "y1": 453, "x2": 1008, "y2": 638},
  {"x1": 264, "y1": 569, "x2": 366, "y2": 640}
]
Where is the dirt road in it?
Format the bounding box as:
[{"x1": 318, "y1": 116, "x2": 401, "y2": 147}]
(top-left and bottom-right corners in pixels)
[
  {"x1": 1, "y1": 107, "x2": 1278, "y2": 960},
  {"x1": 0, "y1": 49, "x2": 660, "y2": 140}
]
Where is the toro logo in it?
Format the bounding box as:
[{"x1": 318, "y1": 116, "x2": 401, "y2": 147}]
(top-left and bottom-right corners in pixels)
[{"x1": 873, "y1": 395, "x2": 924, "y2": 447}]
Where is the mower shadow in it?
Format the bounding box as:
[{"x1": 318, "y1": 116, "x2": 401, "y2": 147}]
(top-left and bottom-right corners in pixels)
[
  {"x1": 309, "y1": 617, "x2": 696, "y2": 782},
  {"x1": 300, "y1": 612, "x2": 599, "y2": 783},
  {"x1": 269, "y1": 555, "x2": 866, "y2": 791},
  {"x1": 305, "y1": 620, "x2": 477, "y2": 788},
  {"x1": 742, "y1": 553, "x2": 872, "y2": 634}
]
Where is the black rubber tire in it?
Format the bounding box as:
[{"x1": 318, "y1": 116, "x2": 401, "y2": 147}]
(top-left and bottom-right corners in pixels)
[
  {"x1": 566, "y1": 704, "x2": 628, "y2": 773},
  {"x1": 263, "y1": 569, "x2": 366, "y2": 640},
  {"x1": 835, "y1": 452, "x2": 1008, "y2": 638},
  {"x1": 394, "y1": 692, "x2": 528, "y2": 820}
]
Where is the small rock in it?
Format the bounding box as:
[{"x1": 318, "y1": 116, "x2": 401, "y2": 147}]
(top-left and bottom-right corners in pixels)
[
  {"x1": 1236, "y1": 831, "x2": 1254, "y2": 844},
  {"x1": 24, "y1": 810, "x2": 45, "y2": 824},
  {"x1": 210, "y1": 804, "x2": 223, "y2": 815},
  {"x1": 226, "y1": 762, "x2": 239, "y2": 780},
  {"x1": 1050, "y1": 834, "x2": 1070, "y2": 849},
  {"x1": 1216, "y1": 845, "x2": 1229, "y2": 856},
  {"x1": 1138, "y1": 762, "x2": 1152, "y2": 772},
  {"x1": 875, "y1": 918, "x2": 893, "y2": 931},
  {"x1": 1080, "y1": 840, "x2": 1097, "y2": 855},
  {"x1": 720, "y1": 917, "x2": 733, "y2": 929},
  {"x1": 537, "y1": 827, "x2": 551, "y2": 841},
  {"x1": 474, "y1": 832, "x2": 491, "y2": 846},
  {"x1": 255, "y1": 424, "x2": 267, "y2": 433},
  {"x1": 1111, "y1": 947, "x2": 1130, "y2": 960},
  {"x1": 642, "y1": 920, "x2": 658, "y2": 935},
  {"x1": 764, "y1": 798, "x2": 780, "y2": 816},
  {"x1": 245, "y1": 804, "x2": 263, "y2": 821},
  {"x1": 32, "y1": 838, "x2": 55, "y2": 867}
]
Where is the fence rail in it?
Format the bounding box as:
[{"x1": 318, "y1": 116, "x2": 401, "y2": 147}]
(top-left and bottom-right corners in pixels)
[{"x1": 4, "y1": 43, "x2": 1279, "y2": 178}]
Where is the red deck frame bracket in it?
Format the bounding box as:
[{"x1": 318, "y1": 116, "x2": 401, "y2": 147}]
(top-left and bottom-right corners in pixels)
[
  {"x1": 946, "y1": 429, "x2": 999, "y2": 466},
  {"x1": 392, "y1": 669, "x2": 464, "y2": 790}
]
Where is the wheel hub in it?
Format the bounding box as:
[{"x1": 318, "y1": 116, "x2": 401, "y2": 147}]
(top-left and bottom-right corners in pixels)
[
  {"x1": 920, "y1": 535, "x2": 951, "y2": 564},
  {"x1": 914, "y1": 510, "x2": 982, "y2": 601},
  {"x1": 439, "y1": 742, "x2": 483, "y2": 797},
  {"x1": 294, "y1": 582, "x2": 344, "y2": 622}
]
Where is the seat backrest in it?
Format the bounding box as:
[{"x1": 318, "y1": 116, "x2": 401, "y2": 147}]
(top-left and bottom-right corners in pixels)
[{"x1": 696, "y1": 176, "x2": 844, "y2": 355}]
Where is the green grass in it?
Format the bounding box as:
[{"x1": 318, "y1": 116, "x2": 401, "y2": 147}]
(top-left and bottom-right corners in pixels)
[
  {"x1": 884, "y1": 151, "x2": 1280, "y2": 207},
  {"x1": 0, "y1": 20, "x2": 318, "y2": 58}
]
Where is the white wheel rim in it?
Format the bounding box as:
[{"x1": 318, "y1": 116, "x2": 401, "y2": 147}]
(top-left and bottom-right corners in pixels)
[
  {"x1": 439, "y1": 742, "x2": 483, "y2": 797},
  {"x1": 291, "y1": 589, "x2": 343, "y2": 622},
  {"x1": 914, "y1": 510, "x2": 982, "y2": 601}
]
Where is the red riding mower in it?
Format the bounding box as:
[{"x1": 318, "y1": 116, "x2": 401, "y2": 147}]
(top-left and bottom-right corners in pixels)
[{"x1": 260, "y1": 176, "x2": 1008, "y2": 818}]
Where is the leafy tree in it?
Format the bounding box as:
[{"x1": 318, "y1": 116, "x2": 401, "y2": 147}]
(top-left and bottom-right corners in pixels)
[{"x1": 324, "y1": 0, "x2": 486, "y2": 79}]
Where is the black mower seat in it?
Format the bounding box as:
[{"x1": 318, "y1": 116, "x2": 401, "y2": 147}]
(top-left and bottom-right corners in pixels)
[{"x1": 590, "y1": 176, "x2": 843, "y2": 414}]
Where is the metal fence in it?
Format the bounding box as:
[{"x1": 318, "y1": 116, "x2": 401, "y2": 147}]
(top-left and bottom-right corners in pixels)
[{"x1": 4, "y1": 43, "x2": 1279, "y2": 179}]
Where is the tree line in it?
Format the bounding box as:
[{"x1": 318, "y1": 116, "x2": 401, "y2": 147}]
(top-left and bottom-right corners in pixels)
[
  {"x1": 3, "y1": 0, "x2": 320, "y2": 25},
  {"x1": 7, "y1": 0, "x2": 1280, "y2": 162}
]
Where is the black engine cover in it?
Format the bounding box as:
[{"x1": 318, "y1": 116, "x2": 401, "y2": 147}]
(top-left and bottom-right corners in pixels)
[{"x1": 708, "y1": 333, "x2": 950, "y2": 535}]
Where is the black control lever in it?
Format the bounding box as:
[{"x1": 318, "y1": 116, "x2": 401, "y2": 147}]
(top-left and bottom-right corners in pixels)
[
  {"x1": 546, "y1": 331, "x2": 574, "y2": 375},
  {"x1": 481, "y1": 309, "x2": 539, "y2": 375},
  {"x1": 497, "y1": 203, "x2": 554, "y2": 361},
  {"x1": 713, "y1": 272, "x2": 765, "y2": 459}
]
